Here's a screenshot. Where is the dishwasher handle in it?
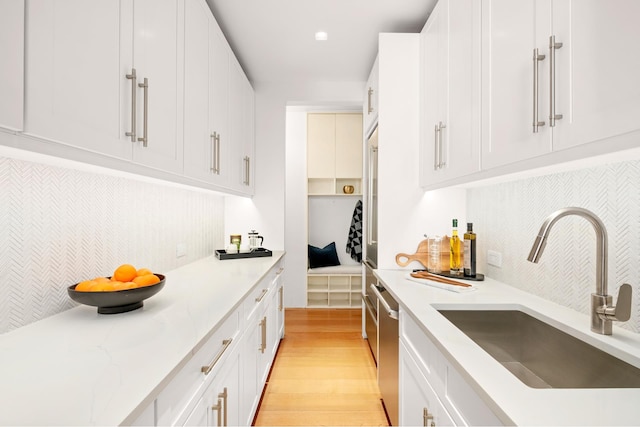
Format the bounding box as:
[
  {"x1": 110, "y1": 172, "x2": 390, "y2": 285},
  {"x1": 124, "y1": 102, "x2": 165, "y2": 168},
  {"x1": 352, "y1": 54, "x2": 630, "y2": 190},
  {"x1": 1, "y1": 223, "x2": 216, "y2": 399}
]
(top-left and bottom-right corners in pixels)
[{"x1": 369, "y1": 284, "x2": 399, "y2": 320}]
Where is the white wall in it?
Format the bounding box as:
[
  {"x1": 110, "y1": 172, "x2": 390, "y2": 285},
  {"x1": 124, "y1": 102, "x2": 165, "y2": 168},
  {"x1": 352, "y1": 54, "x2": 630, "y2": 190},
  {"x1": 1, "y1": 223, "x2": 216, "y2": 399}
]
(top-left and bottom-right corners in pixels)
[
  {"x1": 226, "y1": 81, "x2": 365, "y2": 308},
  {"x1": 376, "y1": 34, "x2": 467, "y2": 270},
  {"x1": 0, "y1": 146, "x2": 225, "y2": 334}
]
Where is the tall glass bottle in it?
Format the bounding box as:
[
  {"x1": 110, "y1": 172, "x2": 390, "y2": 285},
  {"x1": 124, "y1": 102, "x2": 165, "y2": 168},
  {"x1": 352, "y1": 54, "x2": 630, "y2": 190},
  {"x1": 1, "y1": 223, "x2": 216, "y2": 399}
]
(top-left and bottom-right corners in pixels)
[
  {"x1": 463, "y1": 222, "x2": 476, "y2": 277},
  {"x1": 450, "y1": 219, "x2": 462, "y2": 275}
]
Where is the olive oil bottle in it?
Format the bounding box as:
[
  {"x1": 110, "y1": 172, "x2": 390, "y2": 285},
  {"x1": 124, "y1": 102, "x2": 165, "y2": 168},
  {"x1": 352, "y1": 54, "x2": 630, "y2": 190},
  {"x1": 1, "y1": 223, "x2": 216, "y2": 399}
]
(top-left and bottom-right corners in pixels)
[
  {"x1": 450, "y1": 219, "x2": 462, "y2": 275},
  {"x1": 463, "y1": 223, "x2": 476, "y2": 277}
]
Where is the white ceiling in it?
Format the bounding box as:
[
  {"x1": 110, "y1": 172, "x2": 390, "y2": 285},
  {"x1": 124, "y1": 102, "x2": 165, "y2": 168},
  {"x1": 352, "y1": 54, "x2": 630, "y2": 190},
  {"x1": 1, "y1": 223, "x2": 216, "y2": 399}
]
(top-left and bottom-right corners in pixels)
[{"x1": 206, "y1": 0, "x2": 437, "y2": 85}]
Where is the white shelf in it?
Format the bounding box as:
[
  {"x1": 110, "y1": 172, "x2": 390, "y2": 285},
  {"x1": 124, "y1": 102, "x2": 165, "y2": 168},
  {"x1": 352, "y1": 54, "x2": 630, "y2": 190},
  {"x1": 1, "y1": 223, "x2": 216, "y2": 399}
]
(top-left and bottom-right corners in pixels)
[{"x1": 306, "y1": 273, "x2": 362, "y2": 308}]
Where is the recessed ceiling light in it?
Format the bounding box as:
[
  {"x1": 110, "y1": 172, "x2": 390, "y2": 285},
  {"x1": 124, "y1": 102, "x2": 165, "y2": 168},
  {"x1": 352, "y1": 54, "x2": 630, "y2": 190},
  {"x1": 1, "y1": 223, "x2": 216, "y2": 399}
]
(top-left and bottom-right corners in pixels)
[{"x1": 315, "y1": 31, "x2": 328, "y2": 41}]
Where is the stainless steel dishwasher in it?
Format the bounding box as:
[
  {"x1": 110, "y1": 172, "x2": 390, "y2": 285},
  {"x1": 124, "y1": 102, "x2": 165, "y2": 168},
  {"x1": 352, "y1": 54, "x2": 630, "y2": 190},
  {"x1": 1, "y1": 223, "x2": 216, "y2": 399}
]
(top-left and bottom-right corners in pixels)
[
  {"x1": 369, "y1": 282, "x2": 399, "y2": 426},
  {"x1": 363, "y1": 262, "x2": 378, "y2": 364}
]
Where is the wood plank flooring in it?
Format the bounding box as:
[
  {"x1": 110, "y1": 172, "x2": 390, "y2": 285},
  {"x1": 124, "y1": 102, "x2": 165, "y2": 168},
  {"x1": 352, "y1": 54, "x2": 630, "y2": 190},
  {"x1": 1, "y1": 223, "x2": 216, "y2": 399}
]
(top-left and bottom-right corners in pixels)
[{"x1": 253, "y1": 308, "x2": 389, "y2": 426}]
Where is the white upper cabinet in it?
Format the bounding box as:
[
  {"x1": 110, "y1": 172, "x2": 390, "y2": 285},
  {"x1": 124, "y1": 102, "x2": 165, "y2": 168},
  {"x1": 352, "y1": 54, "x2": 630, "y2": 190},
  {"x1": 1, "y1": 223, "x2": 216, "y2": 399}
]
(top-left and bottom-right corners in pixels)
[
  {"x1": 184, "y1": 0, "x2": 229, "y2": 187},
  {"x1": 551, "y1": 0, "x2": 640, "y2": 152},
  {"x1": 363, "y1": 55, "x2": 379, "y2": 136},
  {"x1": 420, "y1": 0, "x2": 480, "y2": 187},
  {"x1": 24, "y1": 0, "x2": 183, "y2": 173},
  {"x1": 0, "y1": 0, "x2": 24, "y2": 131},
  {"x1": 184, "y1": 0, "x2": 254, "y2": 195},
  {"x1": 481, "y1": 0, "x2": 640, "y2": 170}
]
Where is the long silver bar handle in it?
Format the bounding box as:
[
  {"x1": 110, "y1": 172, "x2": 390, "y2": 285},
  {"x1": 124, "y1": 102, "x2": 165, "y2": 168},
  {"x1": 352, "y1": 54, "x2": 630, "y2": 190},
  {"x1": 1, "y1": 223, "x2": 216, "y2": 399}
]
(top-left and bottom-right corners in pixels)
[
  {"x1": 278, "y1": 286, "x2": 283, "y2": 311},
  {"x1": 549, "y1": 35, "x2": 563, "y2": 127},
  {"x1": 137, "y1": 77, "x2": 148, "y2": 147},
  {"x1": 125, "y1": 69, "x2": 137, "y2": 141},
  {"x1": 438, "y1": 121, "x2": 446, "y2": 168},
  {"x1": 367, "y1": 87, "x2": 374, "y2": 114},
  {"x1": 369, "y1": 284, "x2": 398, "y2": 320},
  {"x1": 216, "y1": 133, "x2": 221, "y2": 174},
  {"x1": 210, "y1": 133, "x2": 217, "y2": 173},
  {"x1": 259, "y1": 316, "x2": 267, "y2": 353},
  {"x1": 433, "y1": 124, "x2": 439, "y2": 170},
  {"x1": 533, "y1": 48, "x2": 546, "y2": 132},
  {"x1": 201, "y1": 338, "x2": 233, "y2": 375},
  {"x1": 243, "y1": 156, "x2": 250, "y2": 186},
  {"x1": 218, "y1": 387, "x2": 228, "y2": 426},
  {"x1": 211, "y1": 398, "x2": 222, "y2": 426}
]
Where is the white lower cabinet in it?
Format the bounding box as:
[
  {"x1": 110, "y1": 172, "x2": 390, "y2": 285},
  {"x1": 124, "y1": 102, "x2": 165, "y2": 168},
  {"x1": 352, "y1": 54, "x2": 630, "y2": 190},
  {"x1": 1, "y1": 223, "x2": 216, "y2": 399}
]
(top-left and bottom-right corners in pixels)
[
  {"x1": 144, "y1": 259, "x2": 284, "y2": 427},
  {"x1": 400, "y1": 341, "x2": 455, "y2": 427},
  {"x1": 184, "y1": 349, "x2": 241, "y2": 427},
  {"x1": 399, "y1": 310, "x2": 503, "y2": 426}
]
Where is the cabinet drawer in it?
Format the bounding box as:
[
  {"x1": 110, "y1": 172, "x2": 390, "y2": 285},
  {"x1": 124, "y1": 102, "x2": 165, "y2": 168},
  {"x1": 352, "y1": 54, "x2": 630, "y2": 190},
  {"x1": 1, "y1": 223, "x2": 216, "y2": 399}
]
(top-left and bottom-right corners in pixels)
[
  {"x1": 400, "y1": 310, "x2": 447, "y2": 390},
  {"x1": 156, "y1": 309, "x2": 240, "y2": 426},
  {"x1": 243, "y1": 260, "x2": 284, "y2": 321}
]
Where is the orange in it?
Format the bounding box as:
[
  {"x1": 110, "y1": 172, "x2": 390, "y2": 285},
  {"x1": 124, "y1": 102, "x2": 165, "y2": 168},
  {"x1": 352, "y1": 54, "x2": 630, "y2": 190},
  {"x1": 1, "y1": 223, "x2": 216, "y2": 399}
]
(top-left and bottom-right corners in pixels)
[
  {"x1": 114, "y1": 281, "x2": 137, "y2": 291},
  {"x1": 91, "y1": 281, "x2": 116, "y2": 292},
  {"x1": 92, "y1": 276, "x2": 110, "y2": 283},
  {"x1": 75, "y1": 280, "x2": 97, "y2": 292},
  {"x1": 136, "y1": 268, "x2": 153, "y2": 277},
  {"x1": 113, "y1": 264, "x2": 137, "y2": 282},
  {"x1": 133, "y1": 274, "x2": 161, "y2": 287}
]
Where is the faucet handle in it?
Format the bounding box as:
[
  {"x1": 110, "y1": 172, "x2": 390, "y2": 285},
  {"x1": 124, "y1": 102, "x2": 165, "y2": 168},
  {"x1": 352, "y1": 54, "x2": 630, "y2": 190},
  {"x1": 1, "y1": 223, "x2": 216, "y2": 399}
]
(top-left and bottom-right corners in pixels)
[{"x1": 598, "y1": 284, "x2": 632, "y2": 322}]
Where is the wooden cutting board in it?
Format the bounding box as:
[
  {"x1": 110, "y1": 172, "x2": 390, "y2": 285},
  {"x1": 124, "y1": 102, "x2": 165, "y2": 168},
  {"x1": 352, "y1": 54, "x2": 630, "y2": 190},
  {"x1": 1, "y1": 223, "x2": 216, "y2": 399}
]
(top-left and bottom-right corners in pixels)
[{"x1": 395, "y1": 239, "x2": 429, "y2": 268}]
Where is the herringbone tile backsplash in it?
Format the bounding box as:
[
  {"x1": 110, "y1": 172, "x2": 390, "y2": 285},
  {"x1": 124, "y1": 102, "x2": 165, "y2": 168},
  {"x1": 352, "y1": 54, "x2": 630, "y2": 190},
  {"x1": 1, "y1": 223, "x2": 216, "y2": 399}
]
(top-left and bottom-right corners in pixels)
[
  {"x1": 0, "y1": 156, "x2": 224, "y2": 334},
  {"x1": 467, "y1": 160, "x2": 640, "y2": 333}
]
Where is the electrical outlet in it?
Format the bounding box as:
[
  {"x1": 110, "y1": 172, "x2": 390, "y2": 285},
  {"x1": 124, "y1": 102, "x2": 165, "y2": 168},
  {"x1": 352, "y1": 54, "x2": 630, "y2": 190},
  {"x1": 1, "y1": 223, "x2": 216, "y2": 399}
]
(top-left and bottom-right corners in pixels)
[
  {"x1": 487, "y1": 250, "x2": 502, "y2": 268},
  {"x1": 176, "y1": 243, "x2": 187, "y2": 258}
]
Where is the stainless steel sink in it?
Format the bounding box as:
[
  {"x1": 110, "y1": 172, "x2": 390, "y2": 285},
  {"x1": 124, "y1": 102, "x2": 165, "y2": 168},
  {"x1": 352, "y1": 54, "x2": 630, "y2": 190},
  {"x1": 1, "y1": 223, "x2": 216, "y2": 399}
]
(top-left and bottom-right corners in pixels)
[{"x1": 438, "y1": 309, "x2": 640, "y2": 389}]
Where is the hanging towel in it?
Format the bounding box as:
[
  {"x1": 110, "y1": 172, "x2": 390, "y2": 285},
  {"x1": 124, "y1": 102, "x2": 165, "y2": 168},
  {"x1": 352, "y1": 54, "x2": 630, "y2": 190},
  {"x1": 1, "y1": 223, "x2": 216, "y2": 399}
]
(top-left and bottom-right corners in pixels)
[{"x1": 346, "y1": 200, "x2": 363, "y2": 262}]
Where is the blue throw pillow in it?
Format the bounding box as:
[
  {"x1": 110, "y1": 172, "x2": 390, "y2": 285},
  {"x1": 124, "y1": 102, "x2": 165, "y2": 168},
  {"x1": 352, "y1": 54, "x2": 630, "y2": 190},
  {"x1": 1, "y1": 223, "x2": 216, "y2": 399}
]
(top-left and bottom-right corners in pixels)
[{"x1": 308, "y1": 242, "x2": 341, "y2": 269}]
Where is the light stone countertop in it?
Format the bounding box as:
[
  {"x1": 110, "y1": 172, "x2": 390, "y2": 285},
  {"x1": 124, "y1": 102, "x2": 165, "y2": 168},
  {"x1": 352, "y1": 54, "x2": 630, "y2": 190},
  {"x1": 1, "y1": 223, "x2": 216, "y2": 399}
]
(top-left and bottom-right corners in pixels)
[
  {"x1": 0, "y1": 251, "x2": 285, "y2": 426},
  {"x1": 374, "y1": 269, "x2": 640, "y2": 426}
]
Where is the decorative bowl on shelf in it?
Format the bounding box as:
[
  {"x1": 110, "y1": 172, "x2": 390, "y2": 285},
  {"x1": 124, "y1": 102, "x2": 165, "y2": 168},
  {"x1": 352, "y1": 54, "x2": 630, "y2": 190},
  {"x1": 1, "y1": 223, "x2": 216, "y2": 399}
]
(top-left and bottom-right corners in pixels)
[
  {"x1": 343, "y1": 185, "x2": 355, "y2": 194},
  {"x1": 67, "y1": 274, "x2": 166, "y2": 314}
]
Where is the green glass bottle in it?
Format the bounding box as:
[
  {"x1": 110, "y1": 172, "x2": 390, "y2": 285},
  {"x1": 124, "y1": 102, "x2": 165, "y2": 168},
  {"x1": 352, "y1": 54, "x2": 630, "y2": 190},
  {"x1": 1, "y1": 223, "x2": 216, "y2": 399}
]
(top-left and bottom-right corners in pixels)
[{"x1": 463, "y1": 222, "x2": 476, "y2": 277}]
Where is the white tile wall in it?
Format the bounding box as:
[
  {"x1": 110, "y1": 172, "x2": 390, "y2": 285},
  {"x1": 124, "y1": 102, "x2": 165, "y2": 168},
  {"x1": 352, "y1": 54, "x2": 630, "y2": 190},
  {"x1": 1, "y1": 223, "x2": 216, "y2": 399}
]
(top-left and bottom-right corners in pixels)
[
  {"x1": 0, "y1": 156, "x2": 225, "y2": 334},
  {"x1": 467, "y1": 160, "x2": 640, "y2": 333}
]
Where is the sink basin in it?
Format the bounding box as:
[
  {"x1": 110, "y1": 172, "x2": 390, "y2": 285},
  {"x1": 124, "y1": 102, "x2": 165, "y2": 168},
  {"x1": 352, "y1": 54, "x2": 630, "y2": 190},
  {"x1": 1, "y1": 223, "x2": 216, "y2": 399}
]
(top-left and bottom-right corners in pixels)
[{"x1": 438, "y1": 309, "x2": 640, "y2": 389}]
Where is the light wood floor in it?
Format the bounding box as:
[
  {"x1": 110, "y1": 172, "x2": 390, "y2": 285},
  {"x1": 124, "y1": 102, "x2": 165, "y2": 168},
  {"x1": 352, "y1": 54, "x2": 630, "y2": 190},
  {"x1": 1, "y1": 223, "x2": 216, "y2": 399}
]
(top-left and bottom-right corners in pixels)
[{"x1": 253, "y1": 308, "x2": 389, "y2": 426}]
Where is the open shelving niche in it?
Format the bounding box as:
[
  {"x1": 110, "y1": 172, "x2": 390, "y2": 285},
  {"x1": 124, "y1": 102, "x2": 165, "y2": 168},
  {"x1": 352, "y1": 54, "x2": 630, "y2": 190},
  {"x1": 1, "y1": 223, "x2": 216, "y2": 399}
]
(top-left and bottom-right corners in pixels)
[{"x1": 306, "y1": 272, "x2": 362, "y2": 308}]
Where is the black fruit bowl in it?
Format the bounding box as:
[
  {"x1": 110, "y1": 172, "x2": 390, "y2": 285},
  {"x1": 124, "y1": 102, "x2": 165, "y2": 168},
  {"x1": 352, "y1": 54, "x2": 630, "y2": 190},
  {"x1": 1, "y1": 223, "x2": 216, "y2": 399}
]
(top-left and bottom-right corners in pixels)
[{"x1": 67, "y1": 274, "x2": 166, "y2": 314}]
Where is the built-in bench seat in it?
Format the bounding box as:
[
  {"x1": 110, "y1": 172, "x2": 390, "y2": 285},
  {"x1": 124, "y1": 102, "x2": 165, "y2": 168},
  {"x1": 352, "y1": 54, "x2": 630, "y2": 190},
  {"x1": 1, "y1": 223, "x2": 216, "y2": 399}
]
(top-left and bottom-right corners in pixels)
[{"x1": 307, "y1": 264, "x2": 362, "y2": 308}]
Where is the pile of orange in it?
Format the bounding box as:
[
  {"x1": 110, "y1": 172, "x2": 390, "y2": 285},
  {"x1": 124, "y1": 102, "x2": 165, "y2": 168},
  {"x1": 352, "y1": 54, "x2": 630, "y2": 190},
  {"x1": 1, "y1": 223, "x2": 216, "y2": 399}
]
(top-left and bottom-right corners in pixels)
[{"x1": 75, "y1": 264, "x2": 161, "y2": 292}]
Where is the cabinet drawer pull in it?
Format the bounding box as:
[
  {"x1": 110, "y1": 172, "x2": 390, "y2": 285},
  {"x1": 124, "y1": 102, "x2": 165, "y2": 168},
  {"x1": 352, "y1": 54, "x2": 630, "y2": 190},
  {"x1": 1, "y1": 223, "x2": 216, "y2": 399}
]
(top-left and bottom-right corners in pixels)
[
  {"x1": 438, "y1": 121, "x2": 446, "y2": 168},
  {"x1": 243, "y1": 156, "x2": 250, "y2": 186},
  {"x1": 278, "y1": 286, "x2": 284, "y2": 312},
  {"x1": 201, "y1": 338, "x2": 233, "y2": 375},
  {"x1": 255, "y1": 288, "x2": 268, "y2": 303},
  {"x1": 367, "y1": 87, "x2": 374, "y2": 114},
  {"x1": 532, "y1": 48, "x2": 546, "y2": 133},
  {"x1": 211, "y1": 397, "x2": 222, "y2": 426},
  {"x1": 433, "y1": 124, "x2": 439, "y2": 170},
  {"x1": 549, "y1": 35, "x2": 563, "y2": 127},
  {"x1": 423, "y1": 407, "x2": 435, "y2": 426},
  {"x1": 125, "y1": 68, "x2": 137, "y2": 142},
  {"x1": 137, "y1": 77, "x2": 149, "y2": 147},
  {"x1": 218, "y1": 387, "x2": 228, "y2": 426},
  {"x1": 259, "y1": 316, "x2": 267, "y2": 353}
]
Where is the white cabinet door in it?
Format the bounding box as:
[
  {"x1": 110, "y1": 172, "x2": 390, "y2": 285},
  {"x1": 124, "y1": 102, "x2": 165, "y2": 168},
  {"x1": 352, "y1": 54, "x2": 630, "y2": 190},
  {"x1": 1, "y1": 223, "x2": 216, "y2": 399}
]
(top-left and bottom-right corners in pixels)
[
  {"x1": 228, "y1": 55, "x2": 255, "y2": 194},
  {"x1": 210, "y1": 21, "x2": 230, "y2": 186},
  {"x1": 25, "y1": 0, "x2": 130, "y2": 159},
  {"x1": 183, "y1": 0, "x2": 216, "y2": 183},
  {"x1": 335, "y1": 114, "x2": 363, "y2": 179},
  {"x1": 0, "y1": 0, "x2": 24, "y2": 131},
  {"x1": 363, "y1": 56, "x2": 379, "y2": 136},
  {"x1": 307, "y1": 113, "x2": 336, "y2": 178},
  {"x1": 421, "y1": 0, "x2": 480, "y2": 187},
  {"x1": 551, "y1": 0, "x2": 640, "y2": 151},
  {"x1": 480, "y1": 0, "x2": 552, "y2": 170},
  {"x1": 130, "y1": 0, "x2": 183, "y2": 173},
  {"x1": 400, "y1": 342, "x2": 455, "y2": 427},
  {"x1": 24, "y1": 0, "x2": 182, "y2": 172},
  {"x1": 184, "y1": 349, "x2": 241, "y2": 427}
]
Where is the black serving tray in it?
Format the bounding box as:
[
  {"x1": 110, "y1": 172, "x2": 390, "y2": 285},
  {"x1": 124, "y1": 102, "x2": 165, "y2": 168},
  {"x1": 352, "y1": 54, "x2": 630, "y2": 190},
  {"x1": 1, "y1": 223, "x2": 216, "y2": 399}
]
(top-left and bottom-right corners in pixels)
[
  {"x1": 215, "y1": 248, "x2": 273, "y2": 260},
  {"x1": 412, "y1": 269, "x2": 484, "y2": 281}
]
